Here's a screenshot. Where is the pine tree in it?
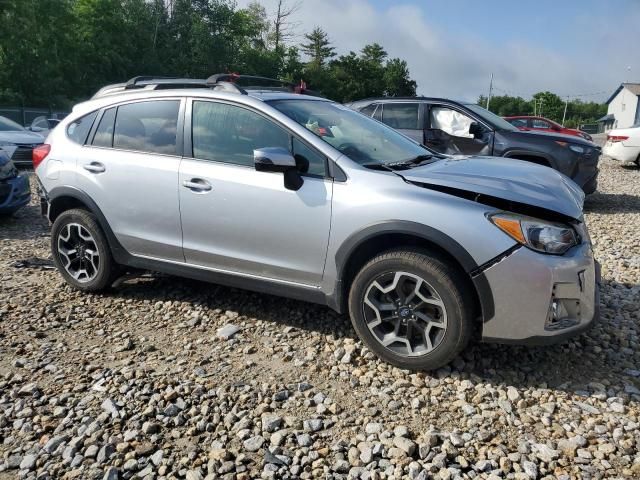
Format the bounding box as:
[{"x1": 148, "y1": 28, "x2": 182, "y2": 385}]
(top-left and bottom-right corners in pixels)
[{"x1": 301, "y1": 27, "x2": 335, "y2": 67}]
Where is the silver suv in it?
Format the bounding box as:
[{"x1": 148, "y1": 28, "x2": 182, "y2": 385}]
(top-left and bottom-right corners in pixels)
[{"x1": 35, "y1": 75, "x2": 600, "y2": 371}]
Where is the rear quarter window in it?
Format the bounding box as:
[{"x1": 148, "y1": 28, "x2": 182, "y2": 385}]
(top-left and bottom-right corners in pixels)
[{"x1": 67, "y1": 111, "x2": 98, "y2": 144}]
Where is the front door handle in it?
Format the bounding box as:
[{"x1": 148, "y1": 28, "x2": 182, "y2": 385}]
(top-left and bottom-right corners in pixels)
[
  {"x1": 83, "y1": 162, "x2": 105, "y2": 173},
  {"x1": 182, "y1": 178, "x2": 212, "y2": 192}
]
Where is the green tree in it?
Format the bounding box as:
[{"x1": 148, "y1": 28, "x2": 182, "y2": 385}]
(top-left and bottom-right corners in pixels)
[
  {"x1": 301, "y1": 27, "x2": 336, "y2": 67},
  {"x1": 384, "y1": 58, "x2": 416, "y2": 97}
]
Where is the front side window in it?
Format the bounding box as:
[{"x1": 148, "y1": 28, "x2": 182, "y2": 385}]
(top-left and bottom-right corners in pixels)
[
  {"x1": 192, "y1": 101, "x2": 289, "y2": 167},
  {"x1": 92, "y1": 108, "x2": 116, "y2": 147},
  {"x1": 430, "y1": 106, "x2": 474, "y2": 138},
  {"x1": 269, "y1": 99, "x2": 431, "y2": 166},
  {"x1": 382, "y1": 103, "x2": 420, "y2": 129},
  {"x1": 508, "y1": 118, "x2": 528, "y2": 128},
  {"x1": 0, "y1": 115, "x2": 25, "y2": 132},
  {"x1": 532, "y1": 119, "x2": 551, "y2": 129},
  {"x1": 114, "y1": 100, "x2": 180, "y2": 155},
  {"x1": 67, "y1": 111, "x2": 98, "y2": 145}
]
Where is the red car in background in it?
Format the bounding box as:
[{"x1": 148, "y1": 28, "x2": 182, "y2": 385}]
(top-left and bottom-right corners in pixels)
[{"x1": 504, "y1": 115, "x2": 593, "y2": 142}]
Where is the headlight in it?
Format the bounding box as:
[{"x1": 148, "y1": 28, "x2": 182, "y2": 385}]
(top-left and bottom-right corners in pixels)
[
  {"x1": 569, "y1": 144, "x2": 586, "y2": 154},
  {"x1": 555, "y1": 141, "x2": 588, "y2": 155},
  {"x1": 488, "y1": 212, "x2": 579, "y2": 255}
]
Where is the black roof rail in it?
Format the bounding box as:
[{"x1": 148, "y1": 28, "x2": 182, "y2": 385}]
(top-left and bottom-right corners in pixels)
[
  {"x1": 124, "y1": 76, "x2": 181, "y2": 90},
  {"x1": 206, "y1": 73, "x2": 321, "y2": 96}
]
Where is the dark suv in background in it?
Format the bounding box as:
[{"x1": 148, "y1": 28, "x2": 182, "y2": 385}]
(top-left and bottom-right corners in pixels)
[{"x1": 348, "y1": 98, "x2": 600, "y2": 194}]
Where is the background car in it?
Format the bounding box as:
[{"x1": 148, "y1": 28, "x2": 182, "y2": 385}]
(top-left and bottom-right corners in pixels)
[
  {"x1": 27, "y1": 116, "x2": 61, "y2": 136},
  {"x1": 349, "y1": 98, "x2": 600, "y2": 194},
  {"x1": 0, "y1": 149, "x2": 30, "y2": 216},
  {"x1": 0, "y1": 115, "x2": 45, "y2": 168},
  {"x1": 603, "y1": 124, "x2": 640, "y2": 166},
  {"x1": 504, "y1": 115, "x2": 593, "y2": 141}
]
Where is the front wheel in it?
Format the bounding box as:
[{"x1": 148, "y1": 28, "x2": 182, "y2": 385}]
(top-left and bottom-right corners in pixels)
[
  {"x1": 348, "y1": 250, "x2": 474, "y2": 371},
  {"x1": 51, "y1": 208, "x2": 117, "y2": 292}
]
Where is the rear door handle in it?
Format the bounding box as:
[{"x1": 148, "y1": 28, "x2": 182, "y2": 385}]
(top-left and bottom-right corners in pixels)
[
  {"x1": 83, "y1": 162, "x2": 105, "y2": 173},
  {"x1": 182, "y1": 178, "x2": 212, "y2": 192}
]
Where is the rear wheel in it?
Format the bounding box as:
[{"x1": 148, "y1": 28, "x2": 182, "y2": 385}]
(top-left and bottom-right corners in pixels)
[
  {"x1": 51, "y1": 208, "x2": 116, "y2": 291},
  {"x1": 348, "y1": 249, "x2": 474, "y2": 371}
]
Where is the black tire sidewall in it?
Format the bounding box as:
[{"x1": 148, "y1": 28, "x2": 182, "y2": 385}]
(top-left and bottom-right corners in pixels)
[
  {"x1": 348, "y1": 252, "x2": 472, "y2": 371},
  {"x1": 51, "y1": 209, "x2": 114, "y2": 291}
]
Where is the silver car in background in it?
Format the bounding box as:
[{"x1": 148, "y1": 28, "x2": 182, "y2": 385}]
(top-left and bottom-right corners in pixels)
[{"x1": 34, "y1": 75, "x2": 599, "y2": 370}]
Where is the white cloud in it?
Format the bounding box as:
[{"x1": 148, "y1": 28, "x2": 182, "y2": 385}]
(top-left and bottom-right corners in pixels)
[{"x1": 237, "y1": 0, "x2": 640, "y2": 102}]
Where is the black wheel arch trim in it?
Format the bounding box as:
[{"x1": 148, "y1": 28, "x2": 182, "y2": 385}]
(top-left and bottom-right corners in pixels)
[
  {"x1": 47, "y1": 186, "x2": 131, "y2": 265},
  {"x1": 331, "y1": 220, "x2": 495, "y2": 321}
]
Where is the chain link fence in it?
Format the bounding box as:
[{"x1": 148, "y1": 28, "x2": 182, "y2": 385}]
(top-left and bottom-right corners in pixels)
[{"x1": 0, "y1": 106, "x2": 69, "y2": 127}]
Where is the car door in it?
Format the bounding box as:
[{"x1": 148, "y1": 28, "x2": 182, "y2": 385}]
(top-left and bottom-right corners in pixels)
[
  {"x1": 178, "y1": 99, "x2": 332, "y2": 286},
  {"x1": 75, "y1": 98, "x2": 184, "y2": 261},
  {"x1": 379, "y1": 102, "x2": 423, "y2": 143},
  {"x1": 424, "y1": 104, "x2": 493, "y2": 155}
]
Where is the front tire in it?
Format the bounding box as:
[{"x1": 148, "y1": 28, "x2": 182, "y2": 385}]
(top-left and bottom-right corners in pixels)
[
  {"x1": 51, "y1": 208, "x2": 116, "y2": 292},
  {"x1": 348, "y1": 249, "x2": 474, "y2": 371}
]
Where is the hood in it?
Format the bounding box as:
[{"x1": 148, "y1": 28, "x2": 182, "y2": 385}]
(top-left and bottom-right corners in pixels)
[
  {"x1": 509, "y1": 129, "x2": 593, "y2": 145},
  {"x1": 401, "y1": 156, "x2": 585, "y2": 220},
  {"x1": 0, "y1": 130, "x2": 45, "y2": 145}
]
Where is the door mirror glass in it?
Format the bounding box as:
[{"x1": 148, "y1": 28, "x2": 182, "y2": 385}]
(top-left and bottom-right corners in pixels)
[{"x1": 468, "y1": 122, "x2": 484, "y2": 137}]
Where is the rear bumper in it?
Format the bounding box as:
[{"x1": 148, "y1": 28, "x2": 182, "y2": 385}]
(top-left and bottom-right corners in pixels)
[
  {"x1": 603, "y1": 142, "x2": 640, "y2": 164},
  {"x1": 0, "y1": 174, "x2": 30, "y2": 214},
  {"x1": 480, "y1": 241, "x2": 600, "y2": 345}
]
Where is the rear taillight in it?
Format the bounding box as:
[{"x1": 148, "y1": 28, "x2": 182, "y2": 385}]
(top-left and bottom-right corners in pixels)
[
  {"x1": 32, "y1": 144, "x2": 51, "y2": 169},
  {"x1": 607, "y1": 135, "x2": 629, "y2": 143}
]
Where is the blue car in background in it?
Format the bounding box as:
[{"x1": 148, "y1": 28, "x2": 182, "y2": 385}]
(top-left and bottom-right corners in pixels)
[{"x1": 0, "y1": 149, "x2": 30, "y2": 215}]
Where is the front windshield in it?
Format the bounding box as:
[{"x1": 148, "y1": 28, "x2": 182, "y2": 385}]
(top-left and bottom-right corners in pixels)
[
  {"x1": 0, "y1": 116, "x2": 26, "y2": 132},
  {"x1": 464, "y1": 104, "x2": 518, "y2": 132},
  {"x1": 269, "y1": 99, "x2": 432, "y2": 165}
]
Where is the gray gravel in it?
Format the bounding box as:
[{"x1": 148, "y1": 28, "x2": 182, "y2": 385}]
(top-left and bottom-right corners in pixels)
[{"x1": 1, "y1": 158, "x2": 639, "y2": 479}]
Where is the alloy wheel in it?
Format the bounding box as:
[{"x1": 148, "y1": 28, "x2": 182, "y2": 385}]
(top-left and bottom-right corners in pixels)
[
  {"x1": 363, "y1": 271, "x2": 448, "y2": 357},
  {"x1": 57, "y1": 223, "x2": 100, "y2": 283}
]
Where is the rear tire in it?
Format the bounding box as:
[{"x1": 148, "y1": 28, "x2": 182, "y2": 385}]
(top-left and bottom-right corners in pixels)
[
  {"x1": 348, "y1": 249, "x2": 474, "y2": 371},
  {"x1": 51, "y1": 208, "x2": 116, "y2": 292}
]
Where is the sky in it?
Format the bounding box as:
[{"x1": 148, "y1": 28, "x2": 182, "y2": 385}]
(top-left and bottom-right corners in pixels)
[{"x1": 237, "y1": 0, "x2": 640, "y2": 103}]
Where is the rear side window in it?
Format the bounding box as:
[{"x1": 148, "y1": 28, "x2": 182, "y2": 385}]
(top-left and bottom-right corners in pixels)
[
  {"x1": 114, "y1": 101, "x2": 180, "y2": 155},
  {"x1": 359, "y1": 104, "x2": 377, "y2": 117},
  {"x1": 382, "y1": 103, "x2": 420, "y2": 129},
  {"x1": 67, "y1": 111, "x2": 98, "y2": 144},
  {"x1": 192, "y1": 101, "x2": 289, "y2": 167},
  {"x1": 92, "y1": 108, "x2": 116, "y2": 147}
]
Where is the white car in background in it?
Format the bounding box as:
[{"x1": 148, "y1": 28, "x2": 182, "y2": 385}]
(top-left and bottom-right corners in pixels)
[{"x1": 603, "y1": 124, "x2": 640, "y2": 166}]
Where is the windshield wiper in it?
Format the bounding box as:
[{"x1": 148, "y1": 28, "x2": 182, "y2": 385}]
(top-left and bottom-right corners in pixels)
[{"x1": 385, "y1": 154, "x2": 434, "y2": 169}]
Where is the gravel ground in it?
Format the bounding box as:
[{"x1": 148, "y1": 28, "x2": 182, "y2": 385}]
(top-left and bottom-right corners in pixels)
[{"x1": 1, "y1": 158, "x2": 639, "y2": 480}]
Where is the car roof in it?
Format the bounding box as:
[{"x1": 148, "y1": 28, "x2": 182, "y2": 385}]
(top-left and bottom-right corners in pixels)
[
  {"x1": 350, "y1": 96, "x2": 472, "y2": 106},
  {"x1": 71, "y1": 87, "x2": 330, "y2": 118}
]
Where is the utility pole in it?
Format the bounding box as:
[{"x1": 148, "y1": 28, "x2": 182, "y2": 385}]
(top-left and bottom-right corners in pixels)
[
  {"x1": 486, "y1": 73, "x2": 493, "y2": 110},
  {"x1": 562, "y1": 96, "x2": 569, "y2": 126}
]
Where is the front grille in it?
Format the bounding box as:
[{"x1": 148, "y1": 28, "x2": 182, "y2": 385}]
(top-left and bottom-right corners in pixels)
[{"x1": 11, "y1": 146, "x2": 33, "y2": 164}]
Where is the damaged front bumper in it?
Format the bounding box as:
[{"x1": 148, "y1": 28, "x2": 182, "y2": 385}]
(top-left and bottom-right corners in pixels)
[{"x1": 478, "y1": 242, "x2": 600, "y2": 345}]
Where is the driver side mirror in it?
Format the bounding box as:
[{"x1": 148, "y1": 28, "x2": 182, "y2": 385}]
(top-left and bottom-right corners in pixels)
[
  {"x1": 468, "y1": 122, "x2": 484, "y2": 138},
  {"x1": 253, "y1": 147, "x2": 304, "y2": 191}
]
